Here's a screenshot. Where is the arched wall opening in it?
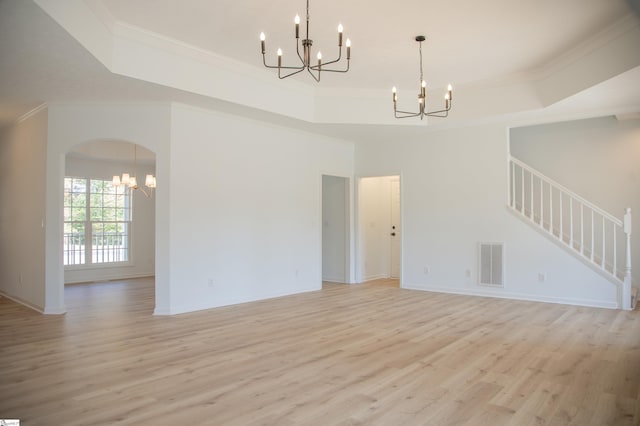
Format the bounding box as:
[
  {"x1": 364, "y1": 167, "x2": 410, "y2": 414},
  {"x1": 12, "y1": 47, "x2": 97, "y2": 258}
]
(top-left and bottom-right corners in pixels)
[{"x1": 64, "y1": 140, "x2": 156, "y2": 286}]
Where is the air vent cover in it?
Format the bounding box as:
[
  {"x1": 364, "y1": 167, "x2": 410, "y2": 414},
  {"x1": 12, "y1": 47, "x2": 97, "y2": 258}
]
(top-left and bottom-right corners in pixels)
[{"x1": 479, "y1": 243, "x2": 504, "y2": 288}]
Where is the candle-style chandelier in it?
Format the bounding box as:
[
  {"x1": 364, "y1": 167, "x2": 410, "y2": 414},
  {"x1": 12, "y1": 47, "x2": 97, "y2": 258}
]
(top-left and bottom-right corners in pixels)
[
  {"x1": 259, "y1": 0, "x2": 351, "y2": 82},
  {"x1": 392, "y1": 36, "x2": 453, "y2": 119},
  {"x1": 112, "y1": 143, "x2": 156, "y2": 198}
]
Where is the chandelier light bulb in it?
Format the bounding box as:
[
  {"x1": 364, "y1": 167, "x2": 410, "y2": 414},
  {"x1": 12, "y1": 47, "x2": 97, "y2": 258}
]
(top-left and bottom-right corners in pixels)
[
  {"x1": 295, "y1": 15, "x2": 300, "y2": 24},
  {"x1": 338, "y1": 23, "x2": 343, "y2": 33},
  {"x1": 260, "y1": 32, "x2": 265, "y2": 41},
  {"x1": 421, "y1": 80, "x2": 426, "y2": 88},
  {"x1": 392, "y1": 86, "x2": 397, "y2": 93},
  {"x1": 346, "y1": 39, "x2": 351, "y2": 47},
  {"x1": 317, "y1": 51, "x2": 322, "y2": 60},
  {"x1": 277, "y1": 48, "x2": 283, "y2": 56},
  {"x1": 448, "y1": 84, "x2": 452, "y2": 91}
]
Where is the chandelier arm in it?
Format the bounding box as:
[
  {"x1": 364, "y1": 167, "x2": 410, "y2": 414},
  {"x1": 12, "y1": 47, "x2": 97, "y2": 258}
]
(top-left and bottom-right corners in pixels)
[
  {"x1": 306, "y1": 66, "x2": 321, "y2": 82},
  {"x1": 425, "y1": 110, "x2": 450, "y2": 118},
  {"x1": 279, "y1": 67, "x2": 306, "y2": 79},
  {"x1": 295, "y1": 38, "x2": 305, "y2": 65},
  {"x1": 309, "y1": 62, "x2": 349, "y2": 73},
  {"x1": 309, "y1": 49, "x2": 349, "y2": 73},
  {"x1": 424, "y1": 102, "x2": 452, "y2": 117},
  {"x1": 262, "y1": 55, "x2": 305, "y2": 70},
  {"x1": 313, "y1": 66, "x2": 349, "y2": 73},
  {"x1": 394, "y1": 110, "x2": 422, "y2": 118},
  {"x1": 137, "y1": 186, "x2": 151, "y2": 198}
]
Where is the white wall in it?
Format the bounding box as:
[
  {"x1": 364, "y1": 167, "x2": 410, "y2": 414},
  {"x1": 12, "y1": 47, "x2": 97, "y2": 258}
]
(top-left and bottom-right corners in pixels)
[
  {"x1": 166, "y1": 104, "x2": 354, "y2": 314},
  {"x1": 355, "y1": 122, "x2": 619, "y2": 308},
  {"x1": 510, "y1": 116, "x2": 640, "y2": 288},
  {"x1": 64, "y1": 154, "x2": 156, "y2": 284},
  {"x1": 0, "y1": 107, "x2": 48, "y2": 311},
  {"x1": 322, "y1": 175, "x2": 348, "y2": 283},
  {"x1": 358, "y1": 176, "x2": 394, "y2": 282},
  {"x1": 46, "y1": 103, "x2": 171, "y2": 314}
]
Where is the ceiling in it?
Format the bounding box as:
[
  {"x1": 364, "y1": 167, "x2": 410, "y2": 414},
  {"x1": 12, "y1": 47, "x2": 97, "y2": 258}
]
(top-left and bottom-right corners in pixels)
[
  {"x1": 1, "y1": 0, "x2": 640, "y2": 141},
  {"x1": 97, "y1": 0, "x2": 631, "y2": 89}
]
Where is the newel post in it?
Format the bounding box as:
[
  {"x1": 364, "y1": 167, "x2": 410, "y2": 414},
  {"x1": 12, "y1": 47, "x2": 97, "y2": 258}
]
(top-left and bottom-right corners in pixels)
[{"x1": 623, "y1": 207, "x2": 632, "y2": 310}]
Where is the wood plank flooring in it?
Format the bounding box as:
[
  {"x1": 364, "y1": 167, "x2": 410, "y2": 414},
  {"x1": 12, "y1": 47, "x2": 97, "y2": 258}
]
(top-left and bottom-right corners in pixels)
[{"x1": 1, "y1": 278, "x2": 640, "y2": 425}]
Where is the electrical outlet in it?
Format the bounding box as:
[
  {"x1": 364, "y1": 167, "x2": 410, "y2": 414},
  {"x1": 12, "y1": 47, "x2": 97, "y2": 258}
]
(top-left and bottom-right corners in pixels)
[
  {"x1": 208, "y1": 278, "x2": 214, "y2": 288},
  {"x1": 538, "y1": 273, "x2": 546, "y2": 283},
  {"x1": 424, "y1": 266, "x2": 430, "y2": 274},
  {"x1": 465, "y1": 269, "x2": 471, "y2": 278}
]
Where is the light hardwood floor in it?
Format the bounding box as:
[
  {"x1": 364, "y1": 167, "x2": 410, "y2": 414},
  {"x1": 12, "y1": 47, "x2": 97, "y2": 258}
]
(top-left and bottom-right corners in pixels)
[{"x1": 1, "y1": 278, "x2": 640, "y2": 425}]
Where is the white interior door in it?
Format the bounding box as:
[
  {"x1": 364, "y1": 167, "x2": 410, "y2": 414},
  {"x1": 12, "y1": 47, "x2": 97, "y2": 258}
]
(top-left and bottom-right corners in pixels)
[{"x1": 390, "y1": 178, "x2": 400, "y2": 278}]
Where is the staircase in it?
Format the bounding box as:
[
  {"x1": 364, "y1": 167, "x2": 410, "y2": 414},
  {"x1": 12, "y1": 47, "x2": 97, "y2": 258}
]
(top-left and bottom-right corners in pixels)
[{"x1": 508, "y1": 155, "x2": 634, "y2": 310}]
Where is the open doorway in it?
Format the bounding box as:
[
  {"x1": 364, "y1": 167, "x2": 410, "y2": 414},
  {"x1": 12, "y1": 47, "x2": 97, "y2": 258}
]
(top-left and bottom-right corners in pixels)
[
  {"x1": 322, "y1": 175, "x2": 350, "y2": 284},
  {"x1": 63, "y1": 140, "x2": 156, "y2": 311},
  {"x1": 357, "y1": 175, "x2": 401, "y2": 286}
]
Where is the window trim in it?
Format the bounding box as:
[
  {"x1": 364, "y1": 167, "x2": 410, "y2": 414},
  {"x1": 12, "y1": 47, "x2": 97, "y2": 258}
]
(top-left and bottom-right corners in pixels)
[{"x1": 63, "y1": 176, "x2": 134, "y2": 269}]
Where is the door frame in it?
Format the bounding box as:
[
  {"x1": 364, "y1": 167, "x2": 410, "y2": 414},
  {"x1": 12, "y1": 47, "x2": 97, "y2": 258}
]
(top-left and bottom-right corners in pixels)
[
  {"x1": 320, "y1": 173, "x2": 355, "y2": 284},
  {"x1": 355, "y1": 174, "x2": 403, "y2": 286}
]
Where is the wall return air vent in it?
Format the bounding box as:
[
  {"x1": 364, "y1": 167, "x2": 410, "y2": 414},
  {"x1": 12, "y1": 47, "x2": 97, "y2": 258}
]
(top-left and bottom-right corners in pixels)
[{"x1": 479, "y1": 242, "x2": 504, "y2": 288}]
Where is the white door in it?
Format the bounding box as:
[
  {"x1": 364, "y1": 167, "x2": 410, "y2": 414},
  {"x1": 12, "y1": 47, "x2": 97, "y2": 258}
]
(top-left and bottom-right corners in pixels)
[{"x1": 390, "y1": 178, "x2": 400, "y2": 278}]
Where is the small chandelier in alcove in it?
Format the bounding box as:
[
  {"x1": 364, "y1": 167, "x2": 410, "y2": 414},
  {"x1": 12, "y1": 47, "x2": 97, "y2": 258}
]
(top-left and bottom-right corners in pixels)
[
  {"x1": 259, "y1": 0, "x2": 351, "y2": 82},
  {"x1": 112, "y1": 144, "x2": 156, "y2": 197},
  {"x1": 392, "y1": 36, "x2": 453, "y2": 120}
]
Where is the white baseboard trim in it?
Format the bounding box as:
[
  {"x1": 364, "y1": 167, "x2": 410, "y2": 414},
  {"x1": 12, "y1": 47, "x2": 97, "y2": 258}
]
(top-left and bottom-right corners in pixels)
[
  {"x1": 361, "y1": 274, "x2": 388, "y2": 282},
  {"x1": 323, "y1": 279, "x2": 348, "y2": 284},
  {"x1": 43, "y1": 305, "x2": 67, "y2": 315},
  {"x1": 403, "y1": 283, "x2": 618, "y2": 310},
  {"x1": 154, "y1": 286, "x2": 321, "y2": 316},
  {"x1": 65, "y1": 273, "x2": 155, "y2": 285},
  {"x1": 0, "y1": 291, "x2": 51, "y2": 314}
]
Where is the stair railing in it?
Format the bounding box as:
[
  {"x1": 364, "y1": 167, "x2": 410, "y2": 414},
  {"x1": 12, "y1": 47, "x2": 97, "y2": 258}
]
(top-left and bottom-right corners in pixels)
[{"x1": 508, "y1": 155, "x2": 632, "y2": 309}]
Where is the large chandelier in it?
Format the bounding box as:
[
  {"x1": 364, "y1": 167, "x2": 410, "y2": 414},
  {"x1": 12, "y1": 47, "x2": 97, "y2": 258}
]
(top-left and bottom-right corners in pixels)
[
  {"x1": 259, "y1": 0, "x2": 351, "y2": 82},
  {"x1": 112, "y1": 144, "x2": 156, "y2": 198},
  {"x1": 392, "y1": 36, "x2": 453, "y2": 119}
]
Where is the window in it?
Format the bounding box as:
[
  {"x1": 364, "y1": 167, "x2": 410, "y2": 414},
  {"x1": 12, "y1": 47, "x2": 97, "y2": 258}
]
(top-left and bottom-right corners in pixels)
[{"x1": 63, "y1": 177, "x2": 131, "y2": 266}]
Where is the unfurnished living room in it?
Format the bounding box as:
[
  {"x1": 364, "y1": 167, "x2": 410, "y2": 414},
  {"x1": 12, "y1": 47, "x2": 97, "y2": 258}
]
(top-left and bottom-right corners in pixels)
[{"x1": 1, "y1": 0, "x2": 640, "y2": 424}]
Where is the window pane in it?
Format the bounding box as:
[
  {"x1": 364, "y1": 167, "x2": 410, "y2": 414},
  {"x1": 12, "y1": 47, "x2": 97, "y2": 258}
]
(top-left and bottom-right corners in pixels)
[
  {"x1": 63, "y1": 222, "x2": 85, "y2": 266},
  {"x1": 92, "y1": 222, "x2": 128, "y2": 263},
  {"x1": 64, "y1": 177, "x2": 131, "y2": 266}
]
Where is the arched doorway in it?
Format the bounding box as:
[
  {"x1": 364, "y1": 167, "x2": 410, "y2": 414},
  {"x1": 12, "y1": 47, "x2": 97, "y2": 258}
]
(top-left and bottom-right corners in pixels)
[{"x1": 63, "y1": 140, "x2": 156, "y2": 312}]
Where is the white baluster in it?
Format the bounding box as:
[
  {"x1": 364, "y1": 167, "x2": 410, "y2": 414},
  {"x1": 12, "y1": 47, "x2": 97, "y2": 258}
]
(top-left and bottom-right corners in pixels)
[
  {"x1": 511, "y1": 160, "x2": 515, "y2": 208},
  {"x1": 590, "y1": 209, "x2": 594, "y2": 261},
  {"x1": 569, "y1": 198, "x2": 573, "y2": 248},
  {"x1": 540, "y1": 179, "x2": 544, "y2": 228},
  {"x1": 521, "y1": 166, "x2": 525, "y2": 215},
  {"x1": 601, "y1": 216, "x2": 605, "y2": 269},
  {"x1": 530, "y1": 172, "x2": 534, "y2": 220},
  {"x1": 549, "y1": 185, "x2": 553, "y2": 235},
  {"x1": 623, "y1": 208, "x2": 632, "y2": 310},
  {"x1": 613, "y1": 222, "x2": 617, "y2": 277},
  {"x1": 559, "y1": 192, "x2": 563, "y2": 242},
  {"x1": 580, "y1": 203, "x2": 584, "y2": 255}
]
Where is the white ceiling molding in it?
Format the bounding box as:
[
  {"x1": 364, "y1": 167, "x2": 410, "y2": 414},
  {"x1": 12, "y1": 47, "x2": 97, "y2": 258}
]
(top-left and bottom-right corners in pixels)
[
  {"x1": 28, "y1": 0, "x2": 640, "y2": 129},
  {"x1": 534, "y1": 15, "x2": 640, "y2": 107}
]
